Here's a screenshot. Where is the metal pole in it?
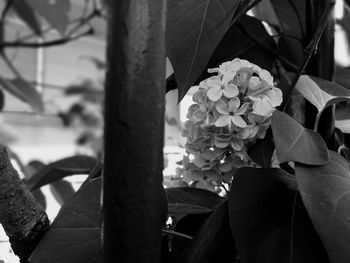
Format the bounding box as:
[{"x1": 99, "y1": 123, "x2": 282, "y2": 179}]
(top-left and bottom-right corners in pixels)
[{"x1": 103, "y1": 0, "x2": 166, "y2": 262}]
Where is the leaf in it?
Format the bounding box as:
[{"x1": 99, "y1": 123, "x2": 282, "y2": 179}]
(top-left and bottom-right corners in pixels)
[
  {"x1": 296, "y1": 75, "x2": 350, "y2": 112},
  {"x1": 196, "y1": 14, "x2": 276, "y2": 85},
  {"x1": 26, "y1": 0, "x2": 71, "y2": 34},
  {"x1": 229, "y1": 167, "x2": 329, "y2": 263},
  {"x1": 295, "y1": 151, "x2": 350, "y2": 263},
  {"x1": 166, "y1": 0, "x2": 240, "y2": 100},
  {"x1": 27, "y1": 155, "x2": 97, "y2": 190},
  {"x1": 271, "y1": 110, "x2": 330, "y2": 165},
  {"x1": 0, "y1": 77, "x2": 43, "y2": 114},
  {"x1": 168, "y1": 203, "x2": 212, "y2": 215},
  {"x1": 335, "y1": 67, "x2": 350, "y2": 90},
  {"x1": 248, "y1": 128, "x2": 274, "y2": 168},
  {"x1": 269, "y1": 0, "x2": 306, "y2": 67},
  {"x1": 29, "y1": 178, "x2": 102, "y2": 263},
  {"x1": 49, "y1": 180, "x2": 76, "y2": 205},
  {"x1": 12, "y1": 0, "x2": 41, "y2": 36},
  {"x1": 180, "y1": 200, "x2": 235, "y2": 263}
]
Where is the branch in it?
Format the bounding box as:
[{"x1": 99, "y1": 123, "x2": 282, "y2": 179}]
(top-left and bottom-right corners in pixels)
[
  {"x1": 281, "y1": 1, "x2": 335, "y2": 110},
  {"x1": 0, "y1": 28, "x2": 94, "y2": 48},
  {"x1": 0, "y1": 145, "x2": 49, "y2": 262}
]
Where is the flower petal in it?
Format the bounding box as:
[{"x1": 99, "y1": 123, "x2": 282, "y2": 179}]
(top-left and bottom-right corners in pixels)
[
  {"x1": 215, "y1": 115, "x2": 230, "y2": 127},
  {"x1": 252, "y1": 96, "x2": 273, "y2": 116},
  {"x1": 223, "y1": 84, "x2": 239, "y2": 98},
  {"x1": 192, "y1": 109, "x2": 206, "y2": 122},
  {"x1": 207, "y1": 86, "x2": 222, "y2": 101},
  {"x1": 234, "y1": 102, "x2": 249, "y2": 116},
  {"x1": 258, "y1": 69, "x2": 274, "y2": 86},
  {"x1": 228, "y1": 97, "x2": 240, "y2": 112},
  {"x1": 231, "y1": 139, "x2": 244, "y2": 151},
  {"x1": 230, "y1": 115, "x2": 247, "y2": 128},
  {"x1": 215, "y1": 100, "x2": 229, "y2": 115},
  {"x1": 248, "y1": 76, "x2": 262, "y2": 91},
  {"x1": 266, "y1": 87, "x2": 283, "y2": 107}
]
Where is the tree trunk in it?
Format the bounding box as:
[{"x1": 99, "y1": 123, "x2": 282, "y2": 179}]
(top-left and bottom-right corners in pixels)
[
  {"x1": 0, "y1": 145, "x2": 49, "y2": 262},
  {"x1": 102, "y1": 1, "x2": 166, "y2": 262}
]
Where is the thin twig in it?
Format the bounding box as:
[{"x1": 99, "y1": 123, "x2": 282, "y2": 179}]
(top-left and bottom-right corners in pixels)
[
  {"x1": 281, "y1": 1, "x2": 335, "y2": 110},
  {"x1": 0, "y1": 28, "x2": 94, "y2": 48},
  {"x1": 162, "y1": 229, "x2": 193, "y2": 240}
]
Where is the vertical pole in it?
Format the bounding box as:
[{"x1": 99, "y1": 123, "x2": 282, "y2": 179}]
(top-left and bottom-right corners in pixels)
[{"x1": 103, "y1": 0, "x2": 166, "y2": 262}]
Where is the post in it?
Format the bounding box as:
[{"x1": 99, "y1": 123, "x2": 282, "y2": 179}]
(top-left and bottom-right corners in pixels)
[{"x1": 103, "y1": 1, "x2": 166, "y2": 262}]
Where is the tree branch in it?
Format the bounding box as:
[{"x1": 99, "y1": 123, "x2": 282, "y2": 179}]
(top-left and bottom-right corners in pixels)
[
  {"x1": 281, "y1": 0, "x2": 335, "y2": 110},
  {"x1": 0, "y1": 145, "x2": 49, "y2": 262},
  {"x1": 0, "y1": 28, "x2": 94, "y2": 49}
]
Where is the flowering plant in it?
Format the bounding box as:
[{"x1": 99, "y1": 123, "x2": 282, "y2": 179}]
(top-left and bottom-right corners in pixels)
[{"x1": 180, "y1": 58, "x2": 282, "y2": 191}]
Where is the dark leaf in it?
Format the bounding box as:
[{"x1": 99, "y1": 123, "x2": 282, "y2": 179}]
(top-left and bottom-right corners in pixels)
[
  {"x1": 166, "y1": 187, "x2": 224, "y2": 211},
  {"x1": 271, "y1": 110, "x2": 330, "y2": 165},
  {"x1": 181, "y1": 200, "x2": 236, "y2": 263},
  {"x1": 248, "y1": 128, "x2": 274, "y2": 168},
  {"x1": 229, "y1": 167, "x2": 329, "y2": 263},
  {"x1": 295, "y1": 151, "x2": 350, "y2": 263},
  {"x1": 270, "y1": 0, "x2": 306, "y2": 67},
  {"x1": 166, "y1": 0, "x2": 240, "y2": 101},
  {"x1": 0, "y1": 77, "x2": 43, "y2": 114},
  {"x1": 335, "y1": 67, "x2": 350, "y2": 90},
  {"x1": 26, "y1": 0, "x2": 71, "y2": 34},
  {"x1": 12, "y1": 0, "x2": 41, "y2": 36},
  {"x1": 27, "y1": 155, "x2": 97, "y2": 190},
  {"x1": 196, "y1": 15, "x2": 276, "y2": 84},
  {"x1": 29, "y1": 178, "x2": 101, "y2": 263},
  {"x1": 168, "y1": 203, "x2": 212, "y2": 216}
]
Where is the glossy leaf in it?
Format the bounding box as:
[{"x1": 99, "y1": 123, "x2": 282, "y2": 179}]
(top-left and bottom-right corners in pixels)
[
  {"x1": 50, "y1": 180, "x2": 76, "y2": 205},
  {"x1": 295, "y1": 151, "x2": 350, "y2": 263},
  {"x1": 12, "y1": 0, "x2": 41, "y2": 36},
  {"x1": 166, "y1": 0, "x2": 240, "y2": 100},
  {"x1": 271, "y1": 110, "x2": 329, "y2": 165},
  {"x1": 296, "y1": 75, "x2": 350, "y2": 112},
  {"x1": 26, "y1": 0, "x2": 71, "y2": 34},
  {"x1": 229, "y1": 167, "x2": 329, "y2": 263},
  {"x1": 0, "y1": 77, "x2": 43, "y2": 114},
  {"x1": 27, "y1": 155, "x2": 97, "y2": 190},
  {"x1": 29, "y1": 178, "x2": 101, "y2": 263}
]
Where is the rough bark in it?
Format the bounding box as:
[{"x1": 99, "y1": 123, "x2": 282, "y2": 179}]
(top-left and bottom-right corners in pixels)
[
  {"x1": 0, "y1": 145, "x2": 49, "y2": 262},
  {"x1": 102, "y1": 0, "x2": 166, "y2": 262}
]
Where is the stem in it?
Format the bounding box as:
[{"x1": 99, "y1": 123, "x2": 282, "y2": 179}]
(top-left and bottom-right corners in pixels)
[
  {"x1": 0, "y1": 145, "x2": 49, "y2": 262},
  {"x1": 162, "y1": 230, "x2": 193, "y2": 240},
  {"x1": 281, "y1": 0, "x2": 335, "y2": 111}
]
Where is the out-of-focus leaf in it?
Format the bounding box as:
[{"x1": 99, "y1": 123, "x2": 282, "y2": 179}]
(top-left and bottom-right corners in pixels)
[
  {"x1": 296, "y1": 75, "x2": 350, "y2": 112},
  {"x1": 50, "y1": 180, "x2": 76, "y2": 205},
  {"x1": 26, "y1": 0, "x2": 71, "y2": 34},
  {"x1": 29, "y1": 178, "x2": 101, "y2": 263},
  {"x1": 248, "y1": 128, "x2": 274, "y2": 168},
  {"x1": 229, "y1": 167, "x2": 329, "y2": 263},
  {"x1": 335, "y1": 67, "x2": 350, "y2": 90},
  {"x1": 27, "y1": 155, "x2": 97, "y2": 190},
  {"x1": 196, "y1": 15, "x2": 276, "y2": 84},
  {"x1": 166, "y1": 0, "x2": 240, "y2": 101},
  {"x1": 271, "y1": 110, "x2": 329, "y2": 165},
  {"x1": 12, "y1": 0, "x2": 41, "y2": 36},
  {"x1": 295, "y1": 151, "x2": 350, "y2": 263},
  {"x1": 0, "y1": 77, "x2": 43, "y2": 114}
]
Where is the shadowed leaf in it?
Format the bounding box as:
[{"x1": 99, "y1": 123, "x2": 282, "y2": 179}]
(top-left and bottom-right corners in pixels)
[
  {"x1": 166, "y1": 0, "x2": 240, "y2": 101},
  {"x1": 295, "y1": 151, "x2": 350, "y2": 263},
  {"x1": 229, "y1": 167, "x2": 329, "y2": 263},
  {"x1": 12, "y1": 0, "x2": 41, "y2": 36},
  {"x1": 29, "y1": 178, "x2": 101, "y2": 263}
]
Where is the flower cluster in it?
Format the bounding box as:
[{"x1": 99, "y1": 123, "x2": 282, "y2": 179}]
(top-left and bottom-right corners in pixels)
[{"x1": 180, "y1": 58, "x2": 282, "y2": 191}]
